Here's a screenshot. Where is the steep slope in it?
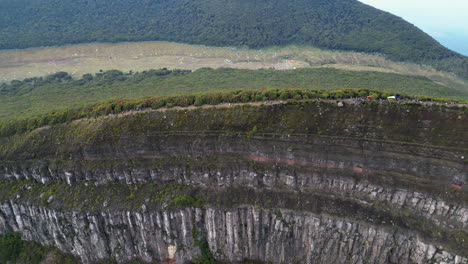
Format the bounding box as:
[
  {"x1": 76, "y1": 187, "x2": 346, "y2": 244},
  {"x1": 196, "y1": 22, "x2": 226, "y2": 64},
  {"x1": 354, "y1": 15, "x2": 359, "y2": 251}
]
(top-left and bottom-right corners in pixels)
[
  {"x1": 0, "y1": 0, "x2": 466, "y2": 77},
  {"x1": 0, "y1": 101, "x2": 467, "y2": 263}
]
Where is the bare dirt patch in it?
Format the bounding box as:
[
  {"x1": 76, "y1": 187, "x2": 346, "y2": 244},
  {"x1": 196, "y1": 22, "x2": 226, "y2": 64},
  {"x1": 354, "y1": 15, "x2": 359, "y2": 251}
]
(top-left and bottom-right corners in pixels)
[{"x1": 0, "y1": 41, "x2": 466, "y2": 91}]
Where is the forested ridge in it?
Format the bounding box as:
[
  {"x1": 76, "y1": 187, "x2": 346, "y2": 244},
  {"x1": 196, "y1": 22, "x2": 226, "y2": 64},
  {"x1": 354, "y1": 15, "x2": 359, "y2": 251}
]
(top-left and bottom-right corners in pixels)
[{"x1": 0, "y1": 0, "x2": 466, "y2": 78}]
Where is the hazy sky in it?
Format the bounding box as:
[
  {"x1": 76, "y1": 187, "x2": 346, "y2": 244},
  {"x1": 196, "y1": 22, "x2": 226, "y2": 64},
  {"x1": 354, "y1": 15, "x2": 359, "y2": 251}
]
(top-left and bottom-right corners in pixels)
[{"x1": 358, "y1": 0, "x2": 468, "y2": 56}]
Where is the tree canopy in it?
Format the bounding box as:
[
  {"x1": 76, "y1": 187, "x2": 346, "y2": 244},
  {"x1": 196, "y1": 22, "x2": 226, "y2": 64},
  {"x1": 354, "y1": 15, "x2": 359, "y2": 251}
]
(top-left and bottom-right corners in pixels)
[{"x1": 0, "y1": 0, "x2": 466, "y2": 78}]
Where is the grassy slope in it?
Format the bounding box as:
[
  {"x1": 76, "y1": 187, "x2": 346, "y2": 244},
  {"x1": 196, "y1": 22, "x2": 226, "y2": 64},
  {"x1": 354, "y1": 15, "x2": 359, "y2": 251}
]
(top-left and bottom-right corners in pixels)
[
  {"x1": 1, "y1": 68, "x2": 464, "y2": 122},
  {"x1": 1, "y1": 42, "x2": 466, "y2": 94},
  {"x1": 0, "y1": 0, "x2": 466, "y2": 79}
]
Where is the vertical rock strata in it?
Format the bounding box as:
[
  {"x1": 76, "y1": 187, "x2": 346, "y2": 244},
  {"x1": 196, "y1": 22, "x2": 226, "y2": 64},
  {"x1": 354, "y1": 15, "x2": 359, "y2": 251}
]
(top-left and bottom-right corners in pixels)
[
  {"x1": 0, "y1": 102, "x2": 467, "y2": 263},
  {"x1": 0, "y1": 201, "x2": 466, "y2": 264}
]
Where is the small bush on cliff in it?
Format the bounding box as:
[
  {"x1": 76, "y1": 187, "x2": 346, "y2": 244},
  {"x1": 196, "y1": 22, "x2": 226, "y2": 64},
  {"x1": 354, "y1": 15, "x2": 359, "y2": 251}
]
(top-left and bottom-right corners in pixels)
[
  {"x1": 191, "y1": 240, "x2": 218, "y2": 264},
  {"x1": 172, "y1": 195, "x2": 204, "y2": 208},
  {"x1": 246, "y1": 125, "x2": 258, "y2": 139}
]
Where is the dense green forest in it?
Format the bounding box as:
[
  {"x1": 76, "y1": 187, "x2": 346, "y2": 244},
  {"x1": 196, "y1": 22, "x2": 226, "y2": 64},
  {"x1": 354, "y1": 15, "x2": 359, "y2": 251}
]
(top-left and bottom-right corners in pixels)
[
  {"x1": 0, "y1": 233, "x2": 78, "y2": 264},
  {"x1": 0, "y1": 0, "x2": 466, "y2": 78},
  {"x1": 0, "y1": 233, "x2": 155, "y2": 264},
  {"x1": 1, "y1": 68, "x2": 464, "y2": 122}
]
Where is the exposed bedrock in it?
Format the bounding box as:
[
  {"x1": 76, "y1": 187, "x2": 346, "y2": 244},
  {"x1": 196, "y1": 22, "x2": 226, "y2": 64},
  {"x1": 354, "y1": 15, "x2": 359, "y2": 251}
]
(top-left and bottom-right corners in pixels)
[
  {"x1": 0, "y1": 102, "x2": 467, "y2": 263},
  {"x1": 2, "y1": 135, "x2": 467, "y2": 230},
  {"x1": 0, "y1": 201, "x2": 467, "y2": 264},
  {"x1": 2, "y1": 135, "x2": 466, "y2": 184}
]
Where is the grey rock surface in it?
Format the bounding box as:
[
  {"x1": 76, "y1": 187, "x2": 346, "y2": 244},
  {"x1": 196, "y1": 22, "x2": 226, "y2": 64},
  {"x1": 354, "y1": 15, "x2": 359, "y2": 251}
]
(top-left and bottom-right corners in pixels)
[
  {"x1": 0, "y1": 104, "x2": 466, "y2": 263},
  {"x1": 1, "y1": 201, "x2": 466, "y2": 264}
]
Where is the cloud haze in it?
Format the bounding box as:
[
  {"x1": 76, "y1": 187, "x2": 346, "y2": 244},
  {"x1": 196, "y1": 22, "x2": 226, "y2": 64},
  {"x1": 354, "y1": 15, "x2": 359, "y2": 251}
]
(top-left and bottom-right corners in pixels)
[{"x1": 359, "y1": 0, "x2": 468, "y2": 55}]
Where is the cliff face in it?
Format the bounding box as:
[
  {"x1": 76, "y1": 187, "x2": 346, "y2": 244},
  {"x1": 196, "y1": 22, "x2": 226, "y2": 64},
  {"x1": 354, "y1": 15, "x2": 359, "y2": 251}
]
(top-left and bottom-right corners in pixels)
[
  {"x1": 1, "y1": 202, "x2": 466, "y2": 264},
  {"x1": 0, "y1": 101, "x2": 467, "y2": 263}
]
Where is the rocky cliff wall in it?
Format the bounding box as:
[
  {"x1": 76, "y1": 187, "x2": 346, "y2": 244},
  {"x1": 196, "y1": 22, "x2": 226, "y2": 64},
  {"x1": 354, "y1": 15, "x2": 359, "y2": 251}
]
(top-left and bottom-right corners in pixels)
[
  {"x1": 0, "y1": 101, "x2": 466, "y2": 263},
  {"x1": 1, "y1": 201, "x2": 467, "y2": 264}
]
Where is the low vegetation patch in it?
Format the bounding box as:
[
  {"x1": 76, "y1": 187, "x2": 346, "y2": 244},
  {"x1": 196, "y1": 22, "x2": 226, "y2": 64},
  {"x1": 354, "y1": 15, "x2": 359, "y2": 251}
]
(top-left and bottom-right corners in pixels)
[
  {"x1": 1, "y1": 67, "x2": 465, "y2": 123},
  {"x1": 1, "y1": 71, "x2": 465, "y2": 138},
  {"x1": 0, "y1": 233, "x2": 78, "y2": 264},
  {"x1": 0, "y1": 180, "x2": 204, "y2": 212}
]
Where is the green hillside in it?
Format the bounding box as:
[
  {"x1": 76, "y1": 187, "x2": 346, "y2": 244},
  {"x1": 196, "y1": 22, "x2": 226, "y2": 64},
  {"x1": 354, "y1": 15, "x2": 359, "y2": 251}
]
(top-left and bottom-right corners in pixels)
[
  {"x1": 1, "y1": 68, "x2": 465, "y2": 122},
  {"x1": 0, "y1": 0, "x2": 466, "y2": 78}
]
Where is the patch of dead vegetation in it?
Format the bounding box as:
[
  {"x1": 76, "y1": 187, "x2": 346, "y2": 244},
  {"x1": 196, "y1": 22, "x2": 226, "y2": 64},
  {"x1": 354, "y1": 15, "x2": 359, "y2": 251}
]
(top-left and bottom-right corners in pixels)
[{"x1": 1, "y1": 41, "x2": 466, "y2": 92}]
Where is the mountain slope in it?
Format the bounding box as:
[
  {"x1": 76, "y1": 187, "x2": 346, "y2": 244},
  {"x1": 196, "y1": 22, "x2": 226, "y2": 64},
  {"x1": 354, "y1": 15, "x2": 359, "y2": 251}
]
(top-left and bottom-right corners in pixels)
[
  {"x1": 0, "y1": 0, "x2": 466, "y2": 77},
  {"x1": 1, "y1": 68, "x2": 464, "y2": 122}
]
